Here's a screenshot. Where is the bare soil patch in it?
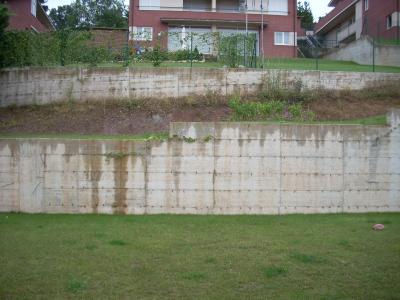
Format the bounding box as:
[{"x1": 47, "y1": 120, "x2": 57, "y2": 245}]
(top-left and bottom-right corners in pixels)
[{"x1": 1, "y1": 92, "x2": 399, "y2": 135}]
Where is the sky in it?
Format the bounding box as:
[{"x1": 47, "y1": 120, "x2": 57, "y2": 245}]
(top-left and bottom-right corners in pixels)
[{"x1": 46, "y1": 0, "x2": 333, "y2": 20}]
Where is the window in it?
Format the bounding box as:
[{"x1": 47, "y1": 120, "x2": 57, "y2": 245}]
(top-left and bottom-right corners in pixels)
[
  {"x1": 31, "y1": 0, "x2": 37, "y2": 16},
  {"x1": 364, "y1": 0, "x2": 368, "y2": 11},
  {"x1": 139, "y1": 0, "x2": 160, "y2": 10},
  {"x1": 130, "y1": 27, "x2": 153, "y2": 41},
  {"x1": 387, "y1": 15, "x2": 393, "y2": 29},
  {"x1": 274, "y1": 32, "x2": 296, "y2": 46},
  {"x1": 268, "y1": 0, "x2": 288, "y2": 15}
]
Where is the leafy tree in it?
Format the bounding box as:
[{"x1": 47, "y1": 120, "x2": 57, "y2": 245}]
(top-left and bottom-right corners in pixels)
[
  {"x1": 0, "y1": 3, "x2": 10, "y2": 67},
  {"x1": 297, "y1": 1, "x2": 314, "y2": 30},
  {"x1": 39, "y1": 0, "x2": 48, "y2": 12},
  {"x1": 49, "y1": 0, "x2": 128, "y2": 30}
]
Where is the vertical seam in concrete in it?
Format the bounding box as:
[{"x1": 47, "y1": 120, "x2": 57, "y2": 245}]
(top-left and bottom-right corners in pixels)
[
  {"x1": 143, "y1": 140, "x2": 149, "y2": 214},
  {"x1": 17, "y1": 143, "x2": 21, "y2": 212},
  {"x1": 278, "y1": 124, "x2": 282, "y2": 215},
  {"x1": 177, "y1": 72, "x2": 180, "y2": 98},
  {"x1": 128, "y1": 67, "x2": 131, "y2": 99},
  {"x1": 212, "y1": 123, "x2": 216, "y2": 213},
  {"x1": 225, "y1": 69, "x2": 228, "y2": 96},
  {"x1": 341, "y1": 128, "x2": 345, "y2": 213},
  {"x1": 76, "y1": 140, "x2": 80, "y2": 213}
]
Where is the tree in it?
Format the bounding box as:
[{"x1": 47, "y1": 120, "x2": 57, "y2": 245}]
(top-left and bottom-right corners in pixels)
[
  {"x1": 297, "y1": 1, "x2": 314, "y2": 30},
  {"x1": 49, "y1": 0, "x2": 128, "y2": 30},
  {"x1": 39, "y1": 0, "x2": 48, "y2": 12},
  {"x1": 0, "y1": 3, "x2": 10, "y2": 67}
]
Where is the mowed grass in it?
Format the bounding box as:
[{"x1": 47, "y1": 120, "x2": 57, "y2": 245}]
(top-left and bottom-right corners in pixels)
[
  {"x1": 1, "y1": 213, "x2": 400, "y2": 299},
  {"x1": 69, "y1": 57, "x2": 400, "y2": 73}
]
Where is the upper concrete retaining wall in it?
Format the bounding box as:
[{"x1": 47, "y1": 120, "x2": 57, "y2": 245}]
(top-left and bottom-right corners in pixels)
[
  {"x1": 324, "y1": 36, "x2": 400, "y2": 67},
  {"x1": 1, "y1": 67, "x2": 400, "y2": 107},
  {"x1": 1, "y1": 110, "x2": 399, "y2": 215}
]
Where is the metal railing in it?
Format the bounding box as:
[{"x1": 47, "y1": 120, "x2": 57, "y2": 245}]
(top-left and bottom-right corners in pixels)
[
  {"x1": 137, "y1": 5, "x2": 288, "y2": 15},
  {"x1": 337, "y1": 21, "x2": 357, "y2": 42}
]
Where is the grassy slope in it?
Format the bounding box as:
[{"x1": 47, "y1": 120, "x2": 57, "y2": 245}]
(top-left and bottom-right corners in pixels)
[
  {"x1": 0, "y1": 213, "x2": 399, "y2": 299},
  {"x1": 85, "y1": 58, "x2": 400, "y2": 73}
]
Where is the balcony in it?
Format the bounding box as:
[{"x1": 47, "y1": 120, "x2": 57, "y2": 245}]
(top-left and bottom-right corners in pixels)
[
  {"x1": 138, "y1": 0, "x2": 288, "y2": 15},
  {"x1": 337, "y1": 21, "x2": 356, "y2": 42}
]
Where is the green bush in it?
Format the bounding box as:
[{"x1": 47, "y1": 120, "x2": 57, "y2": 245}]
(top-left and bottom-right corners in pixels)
[
  {"x1": 218, "y1": 33, "x2": 257, "y2": 68},
  {"x1": 168, "y1": 49, "x2": 202, "y2": 61},
  {"x1": 229, "y1": 97, "x2": 315, "y2": 122},
  {"x1": 0, "y1": 29, "x2": 116, "y2": 68},
  {"x1": 141, "y1": 47, "x2": 168, "y2": 65}
]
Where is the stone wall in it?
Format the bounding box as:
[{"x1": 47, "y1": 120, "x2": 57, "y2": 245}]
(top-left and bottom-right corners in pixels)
[
  {"x1": 324, "y1": 36, "x2": 400, "y2": 67},
  {"x1": 1, "y1": 67, "x2": 400, "y2": 107},
  {"x1": 1, "y1": 110, "x2": 399, "y2": 215}
]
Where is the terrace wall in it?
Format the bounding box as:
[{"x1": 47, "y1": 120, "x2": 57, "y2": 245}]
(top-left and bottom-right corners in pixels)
[
  {"x1": 1, "y1": 67, "x2": 400, "y2": 107},
  {"x1": 1, "y1": 110, "x2": 399, "y2": 215},
  {"x1": 324, "y1": 36, "x2": 400, "y2": 67}
]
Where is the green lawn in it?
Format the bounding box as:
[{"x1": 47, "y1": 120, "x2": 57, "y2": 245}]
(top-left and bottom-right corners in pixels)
[
  {"x1": 0, "y1": 132, "x2": 169, "y2": 141},
  {"x1": 0, "y1": 213, "x2": 399, "y2": 299},
  {"x1": 76, "y1": 57, "x2": 400, "y2": 73}
]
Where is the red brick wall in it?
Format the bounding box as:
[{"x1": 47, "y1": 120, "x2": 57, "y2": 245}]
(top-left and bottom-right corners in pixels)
[
  {"x1": 90, "y1": 28, "x2": 129, "y2": 50},
  {"x1": 129, "y1": 0, "x2": 298, "y2": 58},
  {"x1": 362, "y1": 0, "x2": 399, "y2": 40},
  {"x1": 5, "y1": 0, "x2": 51, "y2": 32}
]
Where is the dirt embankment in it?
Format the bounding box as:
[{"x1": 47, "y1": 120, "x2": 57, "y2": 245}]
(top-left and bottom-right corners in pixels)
[{"x1": 1, "y1": 87, "x2": 400, "y2": 135}]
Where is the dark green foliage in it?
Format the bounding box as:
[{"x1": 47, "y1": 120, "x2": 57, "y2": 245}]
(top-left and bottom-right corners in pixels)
[
  {"x1": 49, "y1": 0, "x2": 128, "y2": 30},
  {"x1": 0, "y1": 30, "x2": 115, "y2": 68},
  {"x1": 0, "y1": 3, "x2": 10, "y2": 68},
  {"x1": 218, "y1": 33, "x2": 257, "y2": 68},
  {"x1": 0, "y1": 4, "x2": 8, "y2": 33},
  {"x1": 141, "y1": 46, "x2": 168, "y2": 67},
  {"x1": 168, "y1": 48, "x2": 203, "y2": 61},
  {"x1": 297, "y1": 1, "x2": 314, "y2": 30},
  {"x1": 228, "y1": 97, "x2": 315, "y2": 122}
]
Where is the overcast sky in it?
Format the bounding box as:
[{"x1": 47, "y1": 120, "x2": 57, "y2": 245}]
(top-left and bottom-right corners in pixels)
[{"x1": 46, "y1": 0, "x2": 333, "y2": 20}]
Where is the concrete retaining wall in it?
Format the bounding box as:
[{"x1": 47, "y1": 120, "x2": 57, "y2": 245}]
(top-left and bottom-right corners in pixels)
[
  {"x1": 1, "y1": 67, "x2": 400, "y2": 107},
  {"x1": 324, "y1": 36, "x2": 400, "y2": 67},
  {"x1": 1, "y1": 110, "x2": 399, "y2": 215}
]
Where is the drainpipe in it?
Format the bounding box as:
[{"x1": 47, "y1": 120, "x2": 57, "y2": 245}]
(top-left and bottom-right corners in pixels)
[
  {"x1": 293, "y1": 0, "x2": 296, "y2": 57},
  {"x1": 129, "y1": 0, "x2": 134, "y2": 42},
  {"x1": 397, "y1": 0, "x2": 399, "y2": 45},
  {"x1": 212, "y1": 0, "x2": 216, "y2": 12}
]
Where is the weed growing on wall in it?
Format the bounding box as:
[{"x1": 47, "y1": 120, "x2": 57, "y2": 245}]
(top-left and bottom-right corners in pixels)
[{"x1": 229, "y1": 97, "x2": 315, "y2": 122}]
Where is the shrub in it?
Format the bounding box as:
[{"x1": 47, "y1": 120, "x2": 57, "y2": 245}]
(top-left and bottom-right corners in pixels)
[
  {"x1": 167, "y1": 48, "x2": 203, "y2": 62},
  {"x1": 229, "y1": 97, "x2": 315, "y2": 122}
]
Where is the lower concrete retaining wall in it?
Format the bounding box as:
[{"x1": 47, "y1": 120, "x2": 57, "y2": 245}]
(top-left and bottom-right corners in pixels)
[
  {"x1": 1, "y1": 67, "x2": 400, "y2": 107},
  {"x1": 1, "y1": 110, "x2": 399, "y2": 215},
  {"x1": 324, "y1": 36, "x2": 400, "y2": 67}
]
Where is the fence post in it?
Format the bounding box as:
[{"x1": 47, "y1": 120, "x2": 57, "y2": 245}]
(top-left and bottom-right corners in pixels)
[
  {"x1": 315, "y1": 47, "x2": 319, "y2": 71},
  {"x1": 372, "y1": 37, "x2": 375, "y2": 72},
  {"x1": 243, "y1": 36, "x2": 246, "y2": 67},
  {"x1": 190, "y1": 33, "x2": 193, "y2": 68}
]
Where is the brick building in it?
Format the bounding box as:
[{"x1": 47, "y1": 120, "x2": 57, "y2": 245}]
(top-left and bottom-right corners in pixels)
[
  {"x1": 315, "y1": 0, "x2": 400, "y2": 45},
  {"x1": 3, "y1": 0, "x2": 54, "y2": 32},
  {"x1": 129, "y1": 0, "x2": 301, "y2": 57}
]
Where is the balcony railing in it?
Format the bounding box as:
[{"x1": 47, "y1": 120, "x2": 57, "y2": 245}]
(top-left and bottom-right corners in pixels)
[
  {"x1": 138, "y1": 4, "x2": 288, "y2": 15},
  {"x1": 337, "y1": 21, "x2": 356, "y2": 41}
]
